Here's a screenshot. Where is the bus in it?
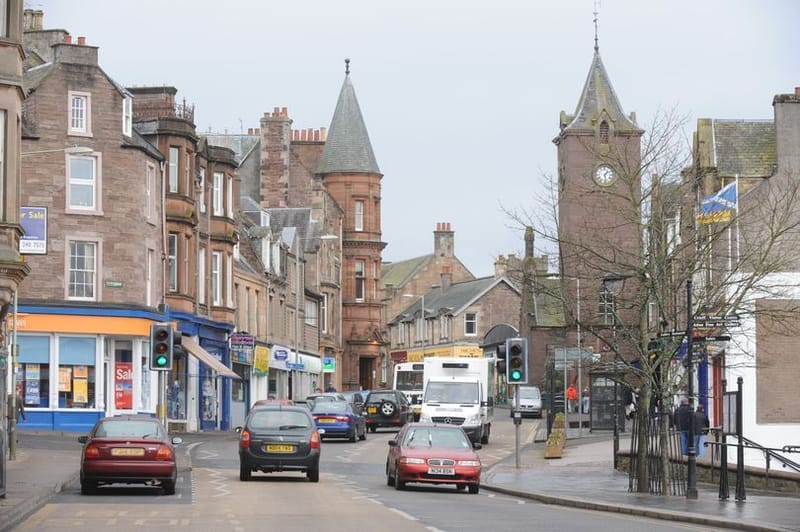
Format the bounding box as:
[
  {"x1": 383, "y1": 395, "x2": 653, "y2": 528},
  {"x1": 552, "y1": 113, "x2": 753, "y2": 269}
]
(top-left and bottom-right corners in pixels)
[{"x1": 392, "y1": 362, "x2": 424, "y2": 420}]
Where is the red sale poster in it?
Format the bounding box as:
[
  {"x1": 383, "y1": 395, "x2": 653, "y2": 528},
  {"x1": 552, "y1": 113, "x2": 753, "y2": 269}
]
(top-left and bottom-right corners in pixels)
[{"x1": 115, "y1": 362, "x2": 133, "y2": 409}]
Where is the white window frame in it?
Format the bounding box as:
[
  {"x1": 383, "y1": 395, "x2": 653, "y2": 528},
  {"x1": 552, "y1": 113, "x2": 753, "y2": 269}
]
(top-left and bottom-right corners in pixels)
[
  {"x1": 168, "y1": 147, "x2": 179, "y2": 193},
  {"x1": 0, "y1": 110, "x2": 5, "y2": 218},
  {"x1": 0, "y1": 0, "x2": 7, "y2": 37},
  {"x1": 440, "y1": 315, "x2": 450, "y2": 340},
  {"x1": 305, "y1": 298, "x2": 317, "y2": 326},
  {"x1": 354, "y1": 200, "x2": 364, "y2": 231},
  {"x1": 464, "y1": 312, "x2": 477, "y2": 336},
  {"x1": 227, "y1": 253, "x2": 233, "y2": 307},
  {"x1": 212, "y1": 251, "x2": 222, "y2": 305},
  {"x1": 226, "y1": 175, "x2": 233, "y2": 217},
  {"x1": 67, "y1": 239, "x2": 98, "y2": 301},
  {"x1": 67, "y1": 153, "x2": 99, "y2": 212},
  {"x1": 213, "y1": 172, "x2": 224, "y2": 215},
  {"x1": 68, "y1": 91, "x2": 91, "y2": 136},
  {"x1": 184, "y1": 235, "x2": 191, "y2": 295},
  {"x1": 122, "y1": 96, "x2": 132, "y2": 137},
  {"x1": 355, "y1": 260, "x2": 365, "y2": 303},
  {"x1": 145, "y1": 248, "x2": 154, "y2": 307},
  {"x1": 168, "y1": 233, "x2": 178, "y2": 292}
]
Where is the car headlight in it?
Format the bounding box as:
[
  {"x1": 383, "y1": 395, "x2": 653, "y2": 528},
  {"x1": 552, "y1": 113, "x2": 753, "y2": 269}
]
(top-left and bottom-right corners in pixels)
[
  {"x1": 457, "y1": 460, "x2": 481, "y2": 467},
  {"x1": 465, "y1": 413, "x2": 481, "y2": 425},
  {"x1": 400, "y1": 457, "x2": 426, "y2": 464}
]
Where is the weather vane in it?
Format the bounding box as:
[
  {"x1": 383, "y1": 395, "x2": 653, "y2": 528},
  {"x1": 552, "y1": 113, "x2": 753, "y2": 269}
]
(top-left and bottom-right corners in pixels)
[
  {"x1": 345, "y1": 58, "x2": 350, "y2": 75},
  {"x1": 593, "y1": 0, "x2": 600, "y2": 52}
]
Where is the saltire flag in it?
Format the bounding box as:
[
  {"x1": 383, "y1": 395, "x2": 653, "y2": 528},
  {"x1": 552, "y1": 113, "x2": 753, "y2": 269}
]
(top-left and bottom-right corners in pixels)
[{"x1": 696, "y1": 181, "x2": 737, "y2": 224}]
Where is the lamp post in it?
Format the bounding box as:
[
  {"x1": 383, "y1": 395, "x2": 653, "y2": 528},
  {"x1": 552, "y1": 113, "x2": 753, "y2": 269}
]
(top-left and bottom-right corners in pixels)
[
  {"x1": 290, "y1": 234, "x2": 337, "y2": 400},
  {"x1": 603, "y1": 273, "x2": 626, "y2": 470},
  {"x1": 685, "y1": 278, "x2": 698, "y2": 499}
]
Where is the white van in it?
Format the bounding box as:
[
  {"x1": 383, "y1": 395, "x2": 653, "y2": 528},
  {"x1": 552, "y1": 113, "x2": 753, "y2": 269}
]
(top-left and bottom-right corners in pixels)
[{"x1": 514, "y1": 385, "x2": 542, "y2": 418}]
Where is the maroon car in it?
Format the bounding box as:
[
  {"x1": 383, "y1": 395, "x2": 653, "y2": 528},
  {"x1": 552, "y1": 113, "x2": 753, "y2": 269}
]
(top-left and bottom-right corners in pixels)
[
  {"x1": 386, "y1": 422, "x2": 482, "y2": 493},
  {"x1": 78, "y1": 415, "x2": 183, "y2": 495}
]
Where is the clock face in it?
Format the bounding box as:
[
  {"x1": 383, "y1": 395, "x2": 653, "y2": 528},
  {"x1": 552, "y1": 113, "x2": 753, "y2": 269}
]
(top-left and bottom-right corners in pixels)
[{"x1": 594, "y1": 165, "x2": 615, "y2": 186}]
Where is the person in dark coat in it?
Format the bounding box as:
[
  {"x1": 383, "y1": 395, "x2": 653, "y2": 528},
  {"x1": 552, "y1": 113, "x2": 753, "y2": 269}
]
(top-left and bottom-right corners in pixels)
[
  {"x1": 674, "y1": 398, "x2": 692, "y2": 455},
  {"x1": 694, "y1": 404, "x2": 710, "y2": 458}
]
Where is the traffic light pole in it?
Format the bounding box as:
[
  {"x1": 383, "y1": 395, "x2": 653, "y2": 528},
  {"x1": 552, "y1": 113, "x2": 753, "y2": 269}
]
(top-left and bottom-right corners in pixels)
[{"x1": 514, "y1": 384, "x2": 521, "y2": 468}]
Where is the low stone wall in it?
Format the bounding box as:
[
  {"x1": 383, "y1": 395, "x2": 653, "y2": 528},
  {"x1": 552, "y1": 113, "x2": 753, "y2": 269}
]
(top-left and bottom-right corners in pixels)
[{"x1": 618, "y1": 451, "x2": 800, "y2": 495}]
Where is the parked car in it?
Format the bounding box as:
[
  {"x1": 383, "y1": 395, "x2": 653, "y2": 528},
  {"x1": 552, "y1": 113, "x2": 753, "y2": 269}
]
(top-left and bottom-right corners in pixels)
[
  {"x1": 253, "y1": 398, "x2": 295, "y2": 407},
  {"x1": 386, "y1": 422, "x2": 482, "y2": 493},
  {"x1": 310, "y1": 400, "x2": 366, "y2": 442},
  {"x1": 236, "y1": 404, "x2": 322, "y2": 482},
  {"x1": 514, "y1": 385, "x2": 543, "y2": 418},
  {"x1": 305, "y1": 392, "x2": 346, "y2": 410},
  {"x1": 363, "y1": 390, "x2": 413, "y2": 432},
  {"x1": 78, "y1": 415, "x2": 182, "y2": 495},
  {"x1": 339, "y1": 390, "x2": 366, "y2": 413}
]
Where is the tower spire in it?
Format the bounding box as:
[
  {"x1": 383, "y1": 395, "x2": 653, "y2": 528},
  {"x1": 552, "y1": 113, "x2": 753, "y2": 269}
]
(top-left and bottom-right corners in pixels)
[{"x1": 593, "y1": 1, "x2": 599, "y2": 52}]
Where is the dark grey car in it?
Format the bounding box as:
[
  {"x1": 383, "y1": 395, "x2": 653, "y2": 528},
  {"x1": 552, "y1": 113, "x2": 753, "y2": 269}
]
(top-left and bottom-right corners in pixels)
[{"x1": 236, "y1": 405, "x2": 322, "y2": 482}]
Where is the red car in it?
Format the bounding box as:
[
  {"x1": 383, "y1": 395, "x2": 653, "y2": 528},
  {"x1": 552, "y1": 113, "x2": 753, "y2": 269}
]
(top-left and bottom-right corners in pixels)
[
  {"x1": 78, "y1": 415, "x2": 183, "y2": 495},
  {"x1": 386, "y1": 422, "x2": 482, "y2": 494}
]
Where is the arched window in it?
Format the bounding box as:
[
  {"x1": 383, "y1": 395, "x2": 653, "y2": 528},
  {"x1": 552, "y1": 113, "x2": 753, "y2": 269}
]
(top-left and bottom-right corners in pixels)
[{"x1": 599, "y1": 120, "x2": 609, "y2": 144}]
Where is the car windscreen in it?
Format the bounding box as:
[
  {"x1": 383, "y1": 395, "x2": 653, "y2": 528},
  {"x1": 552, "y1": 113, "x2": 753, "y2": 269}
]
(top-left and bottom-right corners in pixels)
[
  {"x1": 402, "y1": 427, "x2": 471, "y2": 449},
  {"x1": 366, "y1": 392, "x2": 396, "y2": 404},
  {"x1": 249, "y1": 410, "x2": 312, "y2": 430},
  {"x1": 423, "y1": 381, "x2": 479, "y2": 404},
  {"x1": 94, "y1": 420, "x2": 164, "y2": 439},
  {"x1": 518, "y1": 387, "x2": 541, "y2": 399},
  {"x1": 312, "y1": 401, "x2": 349, "y2": 414}
]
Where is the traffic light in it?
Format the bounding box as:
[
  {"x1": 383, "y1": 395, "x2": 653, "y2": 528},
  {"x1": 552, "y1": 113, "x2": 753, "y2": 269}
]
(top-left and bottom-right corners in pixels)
[
  {"x1": 505, "y1": 337, "x2": 528, "y2": 384},
  {"x1": 496, "y1": 342, "x2": 506, "y2": 374},
  {"x1": 150, "y1": 323, "x2": 173, "y2": 370}
]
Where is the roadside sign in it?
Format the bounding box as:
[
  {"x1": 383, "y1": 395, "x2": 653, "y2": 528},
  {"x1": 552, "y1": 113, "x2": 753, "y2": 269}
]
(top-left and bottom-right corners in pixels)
[
  {"x1": 693, "y1": 335, "x2": 731, "y2": 343},
  {"x1": 694, "y1": 314, "x2": 741, "y2": 328},
  {"x1": 657, "y1": 331, "x2": 686, "y2": 338}
]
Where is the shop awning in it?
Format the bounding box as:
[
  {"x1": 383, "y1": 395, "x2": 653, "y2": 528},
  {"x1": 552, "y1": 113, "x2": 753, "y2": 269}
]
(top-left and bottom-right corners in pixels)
[{"x1": 182, "y1": 337, "x2": 240, "y2": 379}]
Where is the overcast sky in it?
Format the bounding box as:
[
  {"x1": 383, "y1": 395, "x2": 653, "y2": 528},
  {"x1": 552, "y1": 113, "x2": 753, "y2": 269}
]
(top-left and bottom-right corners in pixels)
[{"x1": 28, "y1": 1, "x2": 799, "y2": 278}]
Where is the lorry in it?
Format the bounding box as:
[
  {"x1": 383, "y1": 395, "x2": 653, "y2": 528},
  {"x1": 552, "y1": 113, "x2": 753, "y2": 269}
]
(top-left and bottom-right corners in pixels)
[
  {"x1": 393, "y1": 362, "x2": 424, "y2": 421},
  {"x1": 418, "y1": 357, "x2": 495, "y2": 444}
]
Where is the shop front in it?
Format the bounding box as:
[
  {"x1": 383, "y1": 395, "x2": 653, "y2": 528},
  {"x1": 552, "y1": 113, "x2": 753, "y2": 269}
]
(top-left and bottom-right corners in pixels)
[{"x1": 10, "y1": 308, "x2": 161, "y2": 433}]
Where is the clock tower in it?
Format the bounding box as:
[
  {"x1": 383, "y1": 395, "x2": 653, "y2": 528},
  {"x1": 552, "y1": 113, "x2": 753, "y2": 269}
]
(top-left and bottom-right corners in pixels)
[{"x1": 554, "y1": 40, "x2": 643, "y2": 301}]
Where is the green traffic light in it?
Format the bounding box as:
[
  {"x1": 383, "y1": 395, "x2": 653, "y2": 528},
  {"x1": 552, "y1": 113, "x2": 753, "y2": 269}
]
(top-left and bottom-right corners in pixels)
[
  {"x1": 510, "y1": 369, "x2": 522, "y2": 381},
  {"x1": 155, "y1": 354, "x2": 168, "y2": 367}
]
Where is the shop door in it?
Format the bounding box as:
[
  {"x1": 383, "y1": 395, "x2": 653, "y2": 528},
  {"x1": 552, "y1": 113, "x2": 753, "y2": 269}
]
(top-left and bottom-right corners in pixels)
[{"x1": 200, "y1": 369, "x2": 218, "y2": 431}]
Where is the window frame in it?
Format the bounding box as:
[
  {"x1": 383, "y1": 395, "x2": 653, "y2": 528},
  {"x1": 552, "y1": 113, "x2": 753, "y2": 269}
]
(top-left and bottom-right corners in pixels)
[
  {"x1": 212, "y1": 251, "x2": 222, "y2": 305},
  {"x1": 213, "y1": 172, "x2": 224, "y2": 216},
  {"x1": 168, "y1": 233, "x2": 178, "y2": 292},
  {"x1": 464, "y1": 312, "x2": 477, "y2": 336},
  {"x1": 168, "y1": 147, "x2": 179, "y2": 194},
  {"x1": 198, "y1": 166, "x2": 206, "y2": 213},
  {"x1": 354, "y1": 259, "x2": 365, "y2": 303},
  {"x1": 354, "y1": 200, "x2": 364, "y2": 231},
  {"x1": 122, "y1": 96, "x2": 133, "y2": 137},
  {"x1": 67, "y1": 153, "x2": 100, "y2": 213},
  {"x1": 66, "y1": 239, "x2": 98, "y2": 301},
  {"x1": 68, "y1": 91, "x2": 92, "y2": 136}
]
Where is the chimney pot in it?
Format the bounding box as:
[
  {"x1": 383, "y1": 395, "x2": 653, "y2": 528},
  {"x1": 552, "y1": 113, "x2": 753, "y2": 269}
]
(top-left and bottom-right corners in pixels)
[
  {"x1": 795, "y1": 86, "x2": 800, "y2": 97},
  {"x1": 64, "y1": 34, "x2": 72, "y2": 44},
  {"x1": 77, "y1": 36, "x2": 86, "y2": 45}
]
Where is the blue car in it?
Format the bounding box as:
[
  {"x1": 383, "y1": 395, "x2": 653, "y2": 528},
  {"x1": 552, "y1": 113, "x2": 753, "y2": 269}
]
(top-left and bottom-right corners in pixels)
[{"x1": 310, "y1": 400, "x2": 366, "y2": 442}]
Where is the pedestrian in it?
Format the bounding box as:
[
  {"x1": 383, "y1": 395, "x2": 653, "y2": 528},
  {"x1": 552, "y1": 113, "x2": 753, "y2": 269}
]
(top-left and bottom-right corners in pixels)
[
  {"x1": 694, "y1": 404, "x2": 710, "y2": 458},
  {"x1": 7, "y1": 390, "x2": 26, "y2": 442},
  {"x1": 674, "y1": 398, "x2": 692, "y2": 455},
  {"x1": 566, "y1": 384, "x2": 578, "y2": 413}
]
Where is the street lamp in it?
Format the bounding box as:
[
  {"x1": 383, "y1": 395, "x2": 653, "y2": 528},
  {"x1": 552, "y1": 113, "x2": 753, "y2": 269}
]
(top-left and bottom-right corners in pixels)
[
  {"x1": 402, "y1": 293, "x2": 425, "y2": 354},
  {"x1": 290, "y1": 233, "x2": 337, "y2": 400},
  {"x1": 603, "y1": 273, "x2": 626, "y2": 470}
]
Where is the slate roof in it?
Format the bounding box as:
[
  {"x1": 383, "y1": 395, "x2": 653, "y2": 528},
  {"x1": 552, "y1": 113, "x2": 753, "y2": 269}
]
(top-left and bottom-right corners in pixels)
[
  {"x1": 562, "y1": 49, "x2": 639, "y2": 133},
  {"x1": 380, "y1": 255, "x2": 432, "y2": 289},
  {"x1": 317, "y1": 71, "x2": 381, "y2": 175},
  {"x1": 264, "y1": 207, "x2": 323, "y2": 253},
  {"x1": 711, "y1": 119, "x2": 776, "y2": 178},
  {"x1": 389, "y1": 276, "x2": 520, "y2": 324}
]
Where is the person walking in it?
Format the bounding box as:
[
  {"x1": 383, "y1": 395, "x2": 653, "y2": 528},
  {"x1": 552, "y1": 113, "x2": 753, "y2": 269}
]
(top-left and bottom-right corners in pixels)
[
  {"x1": 566, "y1": 384, "x2": 578, "y2": 413},
  {"x1": 694, "y1": 404, "x2": 710, "y2": 458},
  {"x1": 674, "y1": 398, "x2": 692, "y2": 455},
  {"x1": 7, "y1": 390, "x2": 26, "y2": 449}
]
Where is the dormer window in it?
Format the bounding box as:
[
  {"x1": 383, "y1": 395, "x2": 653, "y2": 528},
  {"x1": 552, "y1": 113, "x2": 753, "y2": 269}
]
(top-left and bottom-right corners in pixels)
[
  {"x1": 122, "y1": 96, "x2": 132, "y2": 136},
  {"x1": 68, "y1": 91, "x2": 92, "y2": 136}
]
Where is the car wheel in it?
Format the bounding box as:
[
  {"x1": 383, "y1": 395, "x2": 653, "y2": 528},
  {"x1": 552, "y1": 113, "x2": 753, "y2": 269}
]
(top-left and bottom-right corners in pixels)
[
  {"x1": 468, "y1": 483, "x2": 480, "y2": 494},
  {"x1": 380, "y1": 400, "x2": 397, "y2": 418},
  {"x1": 369, "y1": 425, "x2": 377, "y2": 433},
  {"x1": 395, "y1": 476, "x2": 405, "y2": 490},
  {"x1": 481, "y1": 424, "x2": 490, "y2": 445},
  {"x1": 359, "y1": 425, "x2": 367, "y2": 440},
  {"x1": 349, "y1": 428, "x2": 357, "y2": 442},
  {"x1": 80, "y1": 479, "x2": 96, "y2": 495},
  {"x1": 240, "y1": 464, "x2": 251, "y2": 482},
  {"x1": 386, "y1": 462, "x2": 395, "y2": 486},
  {"x1": 307, "y1": 467, "x2": 320, "y2": 483},
  {"x1": 162, "y1": 480, "x2": 176, "y2": 495}
]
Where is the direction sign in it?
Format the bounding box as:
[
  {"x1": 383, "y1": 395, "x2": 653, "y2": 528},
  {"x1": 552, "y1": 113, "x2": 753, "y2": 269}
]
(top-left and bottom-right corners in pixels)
[
  {"x1": 658, "y1": 331, "x2": 686, "y2": 338},
  {"x1": 694, "y1": 314, "x2": 741, "y2": 328},
  {"x1": 693, "y1": 335, "x2": 731, "y2": 343}
]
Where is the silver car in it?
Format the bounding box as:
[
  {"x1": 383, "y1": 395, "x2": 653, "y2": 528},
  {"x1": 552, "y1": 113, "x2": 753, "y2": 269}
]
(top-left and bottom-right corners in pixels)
[{"x1": 515, "y1": 386, "x2": 542, "y2": 418}]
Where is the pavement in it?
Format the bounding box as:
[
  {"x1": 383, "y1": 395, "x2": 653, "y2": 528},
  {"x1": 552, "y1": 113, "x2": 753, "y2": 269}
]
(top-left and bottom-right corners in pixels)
[{"x1": 1, "y1": 425, "x2": 799, "y2": 532}]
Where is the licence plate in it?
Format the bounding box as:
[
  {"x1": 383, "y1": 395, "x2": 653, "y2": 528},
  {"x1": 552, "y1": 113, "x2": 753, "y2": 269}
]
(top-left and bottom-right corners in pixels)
[
  {"x1": 318, "y1": 418, "x2": 336, "y2": 424},
  {"x1": 367, "y1": 406, "x2": 377, "y2": 414},
  {"x1": 265, "y1": 444, "x2": 295, "y2": 453},
  {"x1": 111, "y1": 447, "x2": 145, "y2": 457},
  {"x1": 428, "y1": 466, "x2": 455, "y2": 475}
]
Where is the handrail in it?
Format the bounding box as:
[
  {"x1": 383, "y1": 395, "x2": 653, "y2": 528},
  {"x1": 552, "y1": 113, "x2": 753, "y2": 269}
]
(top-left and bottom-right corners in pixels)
[{"x1": 706, "y1": 430, "x2": 800, "y2": 475}]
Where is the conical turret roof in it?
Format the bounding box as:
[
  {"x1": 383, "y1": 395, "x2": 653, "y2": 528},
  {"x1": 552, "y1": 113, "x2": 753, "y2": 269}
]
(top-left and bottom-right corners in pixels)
[
  {"x1": 562, "y1": 49, "x2": 639, "y2": 133},
  {"x1": 318, "y1": 62, "x2": 381, "y2": 175}
]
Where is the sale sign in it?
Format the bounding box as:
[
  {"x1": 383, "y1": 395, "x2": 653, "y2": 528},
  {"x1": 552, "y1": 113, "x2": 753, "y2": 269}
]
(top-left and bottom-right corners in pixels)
[{"x1": 115, "y1": 362, "x2": 133, "y2": 409}]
